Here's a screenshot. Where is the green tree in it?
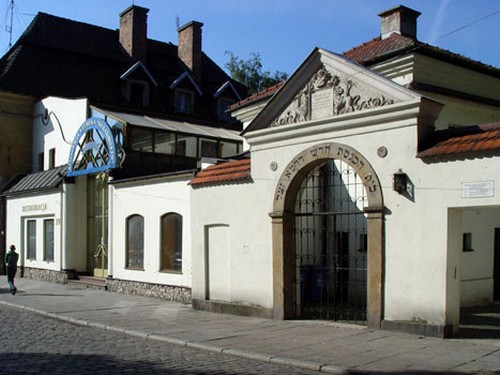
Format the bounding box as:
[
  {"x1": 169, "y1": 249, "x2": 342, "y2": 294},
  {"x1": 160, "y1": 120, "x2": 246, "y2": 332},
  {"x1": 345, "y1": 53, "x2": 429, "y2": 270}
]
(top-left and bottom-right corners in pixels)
[{"x1": 225, "y1": 51, "x2": 288, "y2": 95}]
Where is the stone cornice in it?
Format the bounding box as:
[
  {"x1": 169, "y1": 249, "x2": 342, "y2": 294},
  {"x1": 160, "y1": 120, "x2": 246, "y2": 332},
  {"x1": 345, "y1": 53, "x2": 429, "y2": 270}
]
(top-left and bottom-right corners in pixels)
[{"x1": 246, "y1": 99, "x2": 423, "y2": 149}]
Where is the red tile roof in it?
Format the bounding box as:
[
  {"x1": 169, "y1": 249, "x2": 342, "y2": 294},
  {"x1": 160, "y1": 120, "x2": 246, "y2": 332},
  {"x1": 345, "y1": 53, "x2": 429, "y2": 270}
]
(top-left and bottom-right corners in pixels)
[
  {"x1": 418, "y1": 123, "x2": 500, "y2": 160},
  {"x1": 344, "y1": 33, "x2": 499, "y2": 77},
  {"x1": 344, "y1": 33, "x2": 417, "y2": 64},
  {"x1": 229, "y1": 81, "x2": 285, "y2": 111},
  {"x1": 190, "y1": 158, "x2": 251, "y2": 187}
]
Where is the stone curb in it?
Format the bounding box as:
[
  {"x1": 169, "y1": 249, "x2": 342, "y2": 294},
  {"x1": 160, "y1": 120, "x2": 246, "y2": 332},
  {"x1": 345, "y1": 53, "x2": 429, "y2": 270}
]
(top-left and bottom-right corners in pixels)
[{"x1": 0, "y1": 300, "x2": 349, "y2": 373}]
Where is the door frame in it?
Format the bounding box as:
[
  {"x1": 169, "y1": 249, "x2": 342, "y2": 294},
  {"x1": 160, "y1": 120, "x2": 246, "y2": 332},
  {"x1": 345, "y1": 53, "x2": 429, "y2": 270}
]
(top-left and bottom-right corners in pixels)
[{"x1": 270, "y1": 142, "x2": 385, "y2": 329}]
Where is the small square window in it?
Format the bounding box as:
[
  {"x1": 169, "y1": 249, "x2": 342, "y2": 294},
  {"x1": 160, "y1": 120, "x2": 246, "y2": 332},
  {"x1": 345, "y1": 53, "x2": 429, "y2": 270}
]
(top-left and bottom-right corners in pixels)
[
  {"x1": 463, "y1": 232, "x2": 474, "y2": 252},
  {"x1": 48, "y1": 148, "x2": 56, "y2": 169},
  {"x1": 38, "y1": 152, "x2": 44, "y2": 171}
]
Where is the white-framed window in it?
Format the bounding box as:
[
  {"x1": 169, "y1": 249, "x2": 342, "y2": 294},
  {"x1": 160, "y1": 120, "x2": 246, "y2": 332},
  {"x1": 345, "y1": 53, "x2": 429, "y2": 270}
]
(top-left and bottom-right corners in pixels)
[
  {"x1": 27, "y1": 220, "x2": 37, "y2": 260},
  {"x1": 43, "y1": 219, "x2": 54, "y2": 261},
  {"x1": 25, "y1": 217, "x2": 56, "y2": 262}
]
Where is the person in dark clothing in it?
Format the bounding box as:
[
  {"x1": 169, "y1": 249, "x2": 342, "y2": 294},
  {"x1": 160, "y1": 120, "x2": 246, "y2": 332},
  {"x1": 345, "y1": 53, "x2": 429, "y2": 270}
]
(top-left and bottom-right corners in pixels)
[{"x1": 5, "y1": 244, "x2": 19, "y2": 295}]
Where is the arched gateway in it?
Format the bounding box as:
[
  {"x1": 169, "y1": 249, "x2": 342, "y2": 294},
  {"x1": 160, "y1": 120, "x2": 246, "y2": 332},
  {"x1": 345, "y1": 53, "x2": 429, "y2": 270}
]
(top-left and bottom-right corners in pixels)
[{"x1": 270, "y1": 142, "x2": 384, "y2": 328}]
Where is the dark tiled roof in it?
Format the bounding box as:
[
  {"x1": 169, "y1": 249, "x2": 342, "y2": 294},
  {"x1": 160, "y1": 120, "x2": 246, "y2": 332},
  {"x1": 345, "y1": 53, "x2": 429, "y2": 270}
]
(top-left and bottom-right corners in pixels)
[
  {"x1": 418, "y1": 123, "x2": 500, "y2": 160},
  {"x1": 190, "y1": 158, "x2": 251, "y2": 187},
  {"x1": 0, "y1": 12, "x2": 247, "y2": 119},
  {"x1": 4, "y1": 165, "x2": 67, "y2": 195},
  {"x1": 343, "y1": 33, "x2": 500, "y2": 78},
  {"x1": 229, "y1": 81, "x2": 285, "y2": 111}
]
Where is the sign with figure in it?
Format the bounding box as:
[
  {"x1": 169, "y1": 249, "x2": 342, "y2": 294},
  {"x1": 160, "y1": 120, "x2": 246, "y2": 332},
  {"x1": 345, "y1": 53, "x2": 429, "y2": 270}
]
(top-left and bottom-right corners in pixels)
[{"x1": 67, "y1": 118, "x2": 123, "y2": 177}]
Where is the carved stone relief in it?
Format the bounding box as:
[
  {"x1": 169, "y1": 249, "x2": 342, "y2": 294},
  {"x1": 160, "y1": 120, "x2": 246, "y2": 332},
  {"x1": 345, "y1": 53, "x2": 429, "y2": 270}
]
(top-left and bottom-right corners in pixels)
[{"x1": 270, "y1": 66, "x2": 395, "y2": 127}]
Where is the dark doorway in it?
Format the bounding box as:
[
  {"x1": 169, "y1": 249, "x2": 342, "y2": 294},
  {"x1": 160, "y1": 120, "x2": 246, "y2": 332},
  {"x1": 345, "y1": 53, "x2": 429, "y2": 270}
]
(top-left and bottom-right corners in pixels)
[
  {"x1": 293, "y1": 160, "x2": 367, "y2": 324},
  {"x1": 494, "y1": 228, "x2": 500, "y2": 301},
  {"x1": 459, "y1": 304, "x2": 500, "y2": 339}
]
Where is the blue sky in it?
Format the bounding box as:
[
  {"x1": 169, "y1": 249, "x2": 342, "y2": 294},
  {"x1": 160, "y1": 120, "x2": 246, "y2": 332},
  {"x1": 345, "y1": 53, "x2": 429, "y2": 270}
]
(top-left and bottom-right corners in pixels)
[{"x1": 0, "y1": 0, "x2": 498, "y2": 76}]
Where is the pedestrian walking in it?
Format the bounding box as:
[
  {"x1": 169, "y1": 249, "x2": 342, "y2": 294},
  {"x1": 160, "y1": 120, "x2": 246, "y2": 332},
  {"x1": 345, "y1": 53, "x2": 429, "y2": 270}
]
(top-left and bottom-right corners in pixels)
[{"x1": 5, "y1": 244, "x2": 19, "y2": 295}]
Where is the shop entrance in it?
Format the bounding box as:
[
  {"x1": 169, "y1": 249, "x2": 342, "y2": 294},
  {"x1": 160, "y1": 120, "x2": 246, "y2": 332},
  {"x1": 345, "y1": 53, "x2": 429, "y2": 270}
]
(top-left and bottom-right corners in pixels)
[
  {"x1": 87, "y1": 173, "x2": 108, "y2": 277},
  {"x1": 294, "y1": 159, "x2": 368, "y2": 323}
]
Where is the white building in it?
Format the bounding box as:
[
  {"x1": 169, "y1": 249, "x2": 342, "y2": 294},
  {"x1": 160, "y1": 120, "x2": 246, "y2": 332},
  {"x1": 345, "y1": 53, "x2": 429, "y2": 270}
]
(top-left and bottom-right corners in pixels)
[
  {"x1": 5, "y1": 97, "x2": 242, "y2": 302},
  {"x1": 3, "y1": 5, "x2": 499, "y2": 337},
  {"x1": 188, "y1": 7, "x2": 500, "y2": 337}
]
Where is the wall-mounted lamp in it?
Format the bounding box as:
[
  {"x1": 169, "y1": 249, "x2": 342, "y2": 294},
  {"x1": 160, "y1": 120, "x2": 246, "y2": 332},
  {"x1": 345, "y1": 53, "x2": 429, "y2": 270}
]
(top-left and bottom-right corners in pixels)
[{"x1": 393, "y1": 169, "x2": 408, "y2": 194}]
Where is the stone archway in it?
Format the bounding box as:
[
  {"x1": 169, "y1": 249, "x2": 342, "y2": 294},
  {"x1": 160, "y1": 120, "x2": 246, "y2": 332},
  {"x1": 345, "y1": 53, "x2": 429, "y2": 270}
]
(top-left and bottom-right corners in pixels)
[{"x1": 270, "y1": 142, "x2": 384, "y2": 328}]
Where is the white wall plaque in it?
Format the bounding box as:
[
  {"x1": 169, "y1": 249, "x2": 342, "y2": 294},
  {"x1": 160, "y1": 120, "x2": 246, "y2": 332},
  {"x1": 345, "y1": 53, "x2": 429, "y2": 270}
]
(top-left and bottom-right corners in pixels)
[{"x1": 462, "y1": 181, "x2": 494, "y2": 198}]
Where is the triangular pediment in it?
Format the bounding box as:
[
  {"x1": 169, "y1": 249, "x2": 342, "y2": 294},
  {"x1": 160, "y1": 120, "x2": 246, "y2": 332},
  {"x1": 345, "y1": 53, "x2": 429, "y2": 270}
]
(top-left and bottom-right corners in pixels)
[{"x1": 244, "y1": 48, "x2": 422, "y2": 133}]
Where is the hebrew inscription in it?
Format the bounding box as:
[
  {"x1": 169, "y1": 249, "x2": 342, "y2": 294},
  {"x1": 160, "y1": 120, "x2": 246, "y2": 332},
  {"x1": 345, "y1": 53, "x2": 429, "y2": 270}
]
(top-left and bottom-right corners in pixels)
[
  {"x1": 274, "y1": 143, "x2": 382, "y2": 210},
  {"x1": 270, "y1": 66, "x2": 394, "y2": 127}
]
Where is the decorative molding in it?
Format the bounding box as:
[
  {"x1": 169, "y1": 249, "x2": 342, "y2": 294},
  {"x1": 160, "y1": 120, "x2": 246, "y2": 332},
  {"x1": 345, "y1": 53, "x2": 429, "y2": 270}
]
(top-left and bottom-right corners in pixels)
[
  {"x1": 270, "y1": 66, "x2": 395, "y2": 127},
  {"x1": 120, "y1": 61, "x2": 158, "y2": 87}
]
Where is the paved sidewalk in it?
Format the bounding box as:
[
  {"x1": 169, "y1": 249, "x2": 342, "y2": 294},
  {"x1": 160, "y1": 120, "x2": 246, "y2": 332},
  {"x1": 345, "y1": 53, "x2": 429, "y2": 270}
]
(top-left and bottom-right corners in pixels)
[{"x1": 1, "y1": 278, "x2": 499, "y2": 374}]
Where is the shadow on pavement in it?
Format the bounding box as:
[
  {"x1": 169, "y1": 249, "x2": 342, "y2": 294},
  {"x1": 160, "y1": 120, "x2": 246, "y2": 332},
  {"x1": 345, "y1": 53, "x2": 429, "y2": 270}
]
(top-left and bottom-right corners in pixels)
[
  {"x1": 457, "y1": 304, "x2": 500, "y2": 339},
  {"x1": 0, "y1": 352, "x2": 255, "y2": 374},
  {"x1": 346, "y1": 372, "x2": 469, "y2": 375},
  {"x1": 0, "y1": 353, "x2": 171, "y2": 374}
]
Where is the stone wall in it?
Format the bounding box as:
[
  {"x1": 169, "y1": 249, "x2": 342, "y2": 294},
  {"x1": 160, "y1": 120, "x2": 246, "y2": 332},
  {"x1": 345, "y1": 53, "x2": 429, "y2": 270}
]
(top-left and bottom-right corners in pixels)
[
  {"x1": 21, "y1": 267, "x2": 68, "y2": 284},
  {"x1": 107, "y1": 278, "x2": 192, "y2": 304}
]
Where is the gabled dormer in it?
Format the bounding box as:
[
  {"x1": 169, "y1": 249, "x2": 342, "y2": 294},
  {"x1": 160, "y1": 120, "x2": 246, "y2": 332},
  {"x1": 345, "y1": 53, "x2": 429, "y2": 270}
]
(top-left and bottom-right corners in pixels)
[
  {"x1": 170, "y1": 71, "x2": 203, "y2": 114},
  {"x1": 214, "y1": 81, "x2": 242, "y2": 121},
  {"x1": 120, "y1": 61, "x2": 158, "y2": 107}
]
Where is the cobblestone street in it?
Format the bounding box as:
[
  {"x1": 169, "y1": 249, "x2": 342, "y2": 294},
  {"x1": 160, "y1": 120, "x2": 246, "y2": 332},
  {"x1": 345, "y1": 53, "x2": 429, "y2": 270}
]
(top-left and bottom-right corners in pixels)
[{"x1": 0, "y1": 305, "x2": 316, "y2": 374}]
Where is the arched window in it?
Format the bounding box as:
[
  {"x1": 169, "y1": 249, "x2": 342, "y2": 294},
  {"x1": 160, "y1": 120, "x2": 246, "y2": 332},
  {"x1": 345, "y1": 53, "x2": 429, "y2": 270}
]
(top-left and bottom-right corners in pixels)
[
  {"x1": 161, "y1": 213, "x2": 182, "y2": 272},
  {"x1": 126, "y1": 214, "x2": 144, "y2": 269}
]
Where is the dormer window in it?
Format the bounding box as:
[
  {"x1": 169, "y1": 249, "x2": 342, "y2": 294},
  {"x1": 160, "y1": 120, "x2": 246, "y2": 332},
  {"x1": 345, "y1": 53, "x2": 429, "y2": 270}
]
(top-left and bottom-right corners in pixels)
[
  {"x1": 213, "y1": 81, "x2": 241, "y2": 121},
  {"x1": 128, "y1": 80, "x2": 149, "y2": 107},
  {"x1": 120, "y1": 62, "x2": 158, "y2": 108},
  {"x1": 170, "y1": 71, "x2": 202, "y2": 114},
  {"x1": 217, "y1": 97, "x2": 235, "y2": 121},
  {"x1": 175, "y1": 89, "x2": 194, "y2": 114}
]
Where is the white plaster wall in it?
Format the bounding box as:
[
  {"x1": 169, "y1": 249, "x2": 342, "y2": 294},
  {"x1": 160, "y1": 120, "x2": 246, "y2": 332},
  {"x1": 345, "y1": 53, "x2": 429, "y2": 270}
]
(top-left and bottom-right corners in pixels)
[
  {"x1": 32, "y1": 97, "x2": 88, "y2": 171},
  {"x1": 109, "y1": 175, "x2": 192, "y2": 288},
  {"x1": 413, "y1": 55, "x2": 500, "y2": 102},
  {"x1": 191, "y1": 180, "x2": 274, "y2": 308},
  {"x1": 196, "y1": 98, "x2": 500, "y2": 325},
  {"x1": 6, "y1": 191, "x2": 62, "y2": 271},
  {"x1": 246, "y1": 111, "x2": 456, "y2": 325},
  {"x1": 419, "y1": 94, "x2": 500, "y2": 131}
]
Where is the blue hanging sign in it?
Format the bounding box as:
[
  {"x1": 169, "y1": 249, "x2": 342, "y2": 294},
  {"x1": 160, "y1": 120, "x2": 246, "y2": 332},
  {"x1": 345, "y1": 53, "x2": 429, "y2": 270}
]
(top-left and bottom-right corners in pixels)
[{"x1": 67, "y1": 117, "x2": 118, "y2": 177}]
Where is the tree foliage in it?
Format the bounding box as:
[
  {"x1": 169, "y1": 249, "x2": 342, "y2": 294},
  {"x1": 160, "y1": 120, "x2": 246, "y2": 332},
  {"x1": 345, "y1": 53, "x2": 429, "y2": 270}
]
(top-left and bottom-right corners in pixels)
[{"x1": 225, "y1": 51, "x2": 288, "y2": 96}]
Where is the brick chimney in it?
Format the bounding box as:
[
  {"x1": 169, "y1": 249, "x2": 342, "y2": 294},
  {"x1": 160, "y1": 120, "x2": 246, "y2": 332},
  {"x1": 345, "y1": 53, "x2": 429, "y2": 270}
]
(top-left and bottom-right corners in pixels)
[
  {"x1": 178, "y1": 21, "x2": 204, "y2": 82},
  {"x1": 119, "y1": 5, "x2": 149, "y2": 62},
  {"x1": 378, "y1": 5, "x2": 421, "y2": 40}
]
